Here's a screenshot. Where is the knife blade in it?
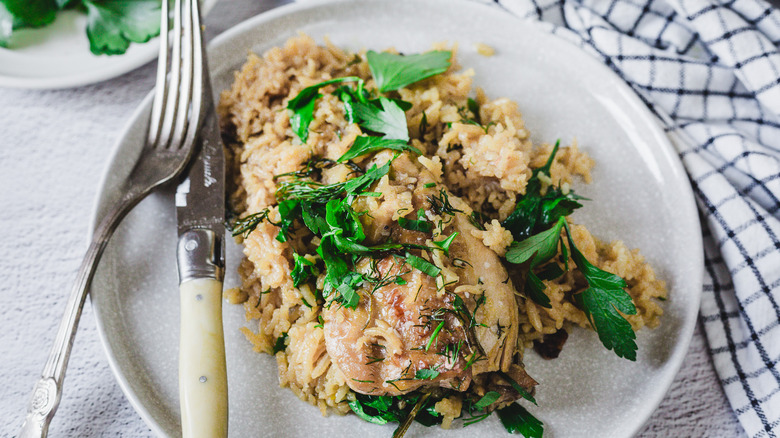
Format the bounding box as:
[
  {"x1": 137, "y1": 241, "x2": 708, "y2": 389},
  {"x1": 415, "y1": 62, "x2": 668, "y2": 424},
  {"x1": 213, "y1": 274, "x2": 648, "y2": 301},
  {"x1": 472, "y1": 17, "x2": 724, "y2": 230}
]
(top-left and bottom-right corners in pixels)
[{"x1": 174, "y1": 62, "x2": 228, "y2": 438}]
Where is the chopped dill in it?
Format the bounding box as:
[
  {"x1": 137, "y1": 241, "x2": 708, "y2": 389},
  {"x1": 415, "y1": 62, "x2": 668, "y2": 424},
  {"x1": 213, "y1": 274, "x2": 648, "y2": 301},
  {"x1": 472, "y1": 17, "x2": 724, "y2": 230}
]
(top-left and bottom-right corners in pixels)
[{"x1": 427, "y1": 188, "x2": 463, "y2": 216}]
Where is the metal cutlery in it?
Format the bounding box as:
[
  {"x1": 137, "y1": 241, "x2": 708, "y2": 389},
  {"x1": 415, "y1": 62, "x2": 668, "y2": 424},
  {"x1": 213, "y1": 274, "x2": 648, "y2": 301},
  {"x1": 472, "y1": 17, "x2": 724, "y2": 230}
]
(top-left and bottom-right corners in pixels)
[
  {"x1": 173, "y1": 0, "x2": 229, "y2": 434},
  {"x1": 20, "y1": 0, "x2": 205, "y2": 435}
]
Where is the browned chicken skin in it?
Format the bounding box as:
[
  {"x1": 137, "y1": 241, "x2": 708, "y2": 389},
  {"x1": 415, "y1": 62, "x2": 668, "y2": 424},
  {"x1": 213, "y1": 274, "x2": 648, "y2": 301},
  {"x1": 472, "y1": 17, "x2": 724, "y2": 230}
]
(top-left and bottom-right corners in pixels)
[
  {"x1": 323, "y1": 257, "x2": 471, "y2": 395},
  {"x1": 323, "y1": 182, "x2": 521, "y2": 396}
]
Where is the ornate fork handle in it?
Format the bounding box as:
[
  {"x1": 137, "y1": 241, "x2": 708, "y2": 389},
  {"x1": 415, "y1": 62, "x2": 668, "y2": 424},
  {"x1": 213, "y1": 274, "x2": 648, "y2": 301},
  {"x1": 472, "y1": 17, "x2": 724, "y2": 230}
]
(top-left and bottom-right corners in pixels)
[{"x1": 20, "y1": 185, "x2": 152, "y2": 438}]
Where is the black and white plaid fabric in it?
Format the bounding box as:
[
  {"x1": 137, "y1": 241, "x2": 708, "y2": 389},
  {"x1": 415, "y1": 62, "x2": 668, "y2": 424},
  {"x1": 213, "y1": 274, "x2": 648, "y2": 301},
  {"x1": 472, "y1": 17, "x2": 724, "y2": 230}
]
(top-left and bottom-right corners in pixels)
[{"x1": 478, "y1": 0, "x2": 780, "y2": 436}]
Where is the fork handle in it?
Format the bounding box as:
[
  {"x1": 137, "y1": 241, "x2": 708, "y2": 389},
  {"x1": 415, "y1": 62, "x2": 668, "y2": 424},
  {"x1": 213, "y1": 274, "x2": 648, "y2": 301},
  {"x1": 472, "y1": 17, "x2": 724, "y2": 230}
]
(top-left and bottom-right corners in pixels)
[
  {"x1": 179, "y1": 278, "x2": 228, "y2": 438},
  {"x1": 19, "y1": 189, "x2": 146, "y2": 438}
]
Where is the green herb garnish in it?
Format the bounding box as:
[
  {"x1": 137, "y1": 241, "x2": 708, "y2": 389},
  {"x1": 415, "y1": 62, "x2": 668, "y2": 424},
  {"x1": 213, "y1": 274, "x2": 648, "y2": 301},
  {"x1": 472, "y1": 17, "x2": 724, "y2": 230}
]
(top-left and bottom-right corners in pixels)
[
  {"x1": 414, "y1": 368, "x2": 440, "y2": 380},
  {"x1": 1, "y1": 0, "x2": 162, "y2": 55},
  {"x1": 502, "y1": 140, "x2": 584, "y2": 241},
  {"x1": 425, "y1": 320, "x2": 446, "y2": 351},
  {"x1": 291, "y1": 253, "x2": 317, "y2": 287},
  {"x1": 427, "y1": 188, "x2": 463, "y2": 216},
  {"x1": 563, "y1": 222, "x2": 638, "y2": 360},
  {"x1": 504, "y1": 217, "x2": 567, "y2": 308},
  {"x1": 496, "y1": 403, "x2": 544, "y2": 438},
  {"x1": 84, "y1": 0, "x2": 161, "y2": 55},
  {"x1": 503, "y1": 143, "x2": 637, "y2": 360},
  {"x1": 231, "y1": 208, "x2": 273, "y2": 238},
  {"x1": 432, "y1": 232, "x2": 458, "y2": 256},
  {"x1": 405, "y1": 252, "x2": 441, "y2": 277},
  {"x1": 0, "y1": 0, "x2": 57, "y2": 48},
  {"x1": 287, "y1": 77, "x2": 362, "y2": 142},
  {"x1": 366, "y1": 50, "x2": 451, "y2": 92},
  {"x1": 338, "y1": 136, "x2": 419, "y2": 162},
  {"x1": 352, "y1": 97, "x2": 410, "y2": 140},
  {"x1": 398, "y1": 216, "x2": 432, "y2": 233},
  {"x1": 272, "y1": 332, "x2": 288, "y2": 354},
  {"x1": 419, "y1": 111, "x2": 429, "y2": 137},
  {"x1": 501, "y1": 141, "x2": 581, "y2": 307},
  {"x1": 474, "y1": 391, "x2": 500, "y2": 410}
]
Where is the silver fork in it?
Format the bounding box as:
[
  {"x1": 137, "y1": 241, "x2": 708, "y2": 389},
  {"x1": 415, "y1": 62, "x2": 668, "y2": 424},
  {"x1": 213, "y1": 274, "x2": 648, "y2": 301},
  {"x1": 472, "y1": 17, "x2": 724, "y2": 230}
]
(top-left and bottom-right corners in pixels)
[{"x1": 19, "y1": 0, "x2": 205, "y2": 436}]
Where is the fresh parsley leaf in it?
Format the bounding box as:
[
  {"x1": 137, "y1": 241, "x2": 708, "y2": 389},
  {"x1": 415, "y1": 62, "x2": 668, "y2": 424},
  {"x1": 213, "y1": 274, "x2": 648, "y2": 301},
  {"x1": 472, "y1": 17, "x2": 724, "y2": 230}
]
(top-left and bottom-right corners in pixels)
[
  {"x1": 367, "y1": 50, "x2": 451, "y2": 92},
  {"x1": 563, "y1": 222, "x2": 638, "y2": 360},
  {"x1": 0, "y1": 0, "x2": 57, "y2": 47},
  {"x1": 275, "y1": 199, "x2": 300, "y2": 242},
  {"x1": 505, "y1": 217, "x2": 565, "y2": 267},
  {"x1": 83, "y1": 0, "x2": 161, "y2": 55},
  {"x1": 300, "y1": 202, "x2": 327, "y2": 234},
  {"x1": 275, "y1": 160, "x2": 394, "y2": 309},
  {"x1": 419, "y1": 111, "x2": 429, "y2": 138},
  {"x1": 474, "y1": 391, "x2": 501, "y2": 410},
  {"x1": 398, "y1": 216, "x2": 432, "y2": 233},
  {"x1": 405, "y1": 252, "x2": 441, "y2": 277},
  {"x1": 505, "y1": 217, "x2": 567, "y2": 308},
  {"x1": 539, "y1": 191, "x2": 584, "y2": 227},
  {"x1": 353, "y1": 97, "x2": 410, "y2": 140},
  {"x1": 350, "y1": 392, "x2": 442, "y2": 434},
  {"x1": 287, "y1": 76, "x2": 362, "y2": 142},
  {"x1": 432, "y1": 232, "x2": 458, "y2": 256},
  {"x1": 272, "y1": 332, "x2": 288, "y2": 354},
  {"x1": 333, "y1": 84, "x2": 368, "y2": 124},
  {"x1": 290, "y1": 93, "x2": 318, "y2": 144},
  {"x1": 523, "y1": 271, "x2": 552, "y2": 309},
  {"x1": 467, "y1": 98, "x2": 481, "y2": 124},
  {"x1": 345, "y1": 161, "x2": 392, "y2": 197},
  {"x1": 414, "y1": 368, "x2": 440, "y2": 380},
  {"x1": 291, "y1": 253, "x2": 316, "y2": 287},
  {"x1": 363, "y1": 395, "x2": 394, "y2": 412},
  {"x1": 496, "y1": 403, "x2": 544, "y2": 438},
  {"x1": 502, "y1": 192, "x2": 541, "y2": 241},
  {"x1": 338, "y1": 136, "x2": 420, "y2": 162},
  {"x1": 1, "y1": 0, "x2": 161, "y2": 54},
  {"x1": 536, "y1": 263, "x2": 565, "y2": 281},
  {"x1": 349, "y1": 400, "x2": 389, "y2": 425},
  {"x1": 502, "y1": 140, "x2": 584, "y2": 241}
]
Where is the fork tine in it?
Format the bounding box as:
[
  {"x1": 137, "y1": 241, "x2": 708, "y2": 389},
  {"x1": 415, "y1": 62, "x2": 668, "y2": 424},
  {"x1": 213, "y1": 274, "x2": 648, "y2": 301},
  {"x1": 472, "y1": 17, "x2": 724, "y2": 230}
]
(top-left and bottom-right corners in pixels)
[
  {"x1": 184, "y1": 0, "x2": 205, "y2": 149},
  {"x1": 147, "y1": 0, "x2": 169, "y2": 148},
  {"x1": 157, "y1": 0, "x2": 184, "y2": 150},
  {"x1": 170, "y1": 0, "x2": 194, "y2": 151}
]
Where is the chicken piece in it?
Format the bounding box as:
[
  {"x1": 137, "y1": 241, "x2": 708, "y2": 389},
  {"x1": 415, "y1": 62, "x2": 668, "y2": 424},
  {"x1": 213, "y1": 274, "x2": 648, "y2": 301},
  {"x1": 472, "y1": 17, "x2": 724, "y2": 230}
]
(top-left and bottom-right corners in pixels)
[
  {"x1": 448, "y1": 214, "x2": 519, "y2": 375},
  {"x1": 323, "y1": 257, "x2": 472, "y2": 395},
  {"x1": 323, "y1": 194, "x2": 520, "y2": 395}
]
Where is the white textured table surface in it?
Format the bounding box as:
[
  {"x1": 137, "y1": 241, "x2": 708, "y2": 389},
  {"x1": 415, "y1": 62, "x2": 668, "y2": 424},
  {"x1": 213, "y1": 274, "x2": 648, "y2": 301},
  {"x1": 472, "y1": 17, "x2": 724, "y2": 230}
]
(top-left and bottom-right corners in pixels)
[{"x1": 0, "y1": 0, "x2": 746, "y2": 436}]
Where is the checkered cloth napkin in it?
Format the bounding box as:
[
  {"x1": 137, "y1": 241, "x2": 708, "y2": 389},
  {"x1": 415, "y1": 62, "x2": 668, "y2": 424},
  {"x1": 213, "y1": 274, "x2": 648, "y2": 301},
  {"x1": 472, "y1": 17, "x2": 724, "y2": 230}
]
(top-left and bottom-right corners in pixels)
[{"x1": 480, "y1": 0, "x2": 780, "y2": 436}]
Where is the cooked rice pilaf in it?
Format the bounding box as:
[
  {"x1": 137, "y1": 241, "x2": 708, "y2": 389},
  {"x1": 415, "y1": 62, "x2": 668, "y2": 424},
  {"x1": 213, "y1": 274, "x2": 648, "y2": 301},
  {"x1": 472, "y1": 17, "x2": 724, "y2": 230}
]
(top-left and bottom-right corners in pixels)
[{"x1": 218, "y1": 35, "x2": 666, "y2": 429}]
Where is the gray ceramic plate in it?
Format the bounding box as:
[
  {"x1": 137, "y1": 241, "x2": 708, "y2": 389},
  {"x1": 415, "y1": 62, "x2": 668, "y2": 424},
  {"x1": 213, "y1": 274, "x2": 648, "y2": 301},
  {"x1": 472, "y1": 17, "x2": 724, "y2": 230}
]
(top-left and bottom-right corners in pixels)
[{"x1": 91, "y1": 0, "x2": 703, "y2": 436}]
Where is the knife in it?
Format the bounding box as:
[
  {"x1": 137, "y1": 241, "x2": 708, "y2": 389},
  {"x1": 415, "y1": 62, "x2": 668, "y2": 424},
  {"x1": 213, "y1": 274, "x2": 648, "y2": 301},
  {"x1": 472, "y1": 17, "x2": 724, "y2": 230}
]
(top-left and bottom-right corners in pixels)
[{"x1": 175, "y1": 58, "x2": 228, "y2": 437}]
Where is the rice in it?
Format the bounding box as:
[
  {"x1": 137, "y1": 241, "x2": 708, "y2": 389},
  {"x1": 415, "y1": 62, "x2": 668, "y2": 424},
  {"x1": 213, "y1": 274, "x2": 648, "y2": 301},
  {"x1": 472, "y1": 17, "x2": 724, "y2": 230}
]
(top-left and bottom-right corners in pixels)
[{"x1": 218, "y1": 34, "x2": 666, "y2": 422}]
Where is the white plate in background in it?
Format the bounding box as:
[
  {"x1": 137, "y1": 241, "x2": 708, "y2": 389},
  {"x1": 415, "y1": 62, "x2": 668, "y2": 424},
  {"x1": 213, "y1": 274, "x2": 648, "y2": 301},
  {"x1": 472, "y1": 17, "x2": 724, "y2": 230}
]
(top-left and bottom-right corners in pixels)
[
  {"x1": 90, "y1": 0, "x2": 703, "y2": 436},
  {"x1": 0, "y1": 0, "x2": 217, "y2": 89}
]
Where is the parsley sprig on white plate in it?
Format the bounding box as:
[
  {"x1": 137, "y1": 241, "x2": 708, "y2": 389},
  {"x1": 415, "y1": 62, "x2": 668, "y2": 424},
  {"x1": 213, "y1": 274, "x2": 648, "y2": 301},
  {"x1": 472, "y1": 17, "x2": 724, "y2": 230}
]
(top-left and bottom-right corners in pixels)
[{"x1": 0, "y1": 0, "x2": 161, "y2": 55}]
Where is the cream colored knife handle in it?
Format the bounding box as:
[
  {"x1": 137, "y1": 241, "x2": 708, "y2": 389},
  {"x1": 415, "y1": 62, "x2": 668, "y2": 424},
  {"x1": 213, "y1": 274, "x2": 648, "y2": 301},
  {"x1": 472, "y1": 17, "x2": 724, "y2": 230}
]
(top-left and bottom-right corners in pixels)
[{"x1": 179, "y1": 278, "x2": 228, "y2": 438}]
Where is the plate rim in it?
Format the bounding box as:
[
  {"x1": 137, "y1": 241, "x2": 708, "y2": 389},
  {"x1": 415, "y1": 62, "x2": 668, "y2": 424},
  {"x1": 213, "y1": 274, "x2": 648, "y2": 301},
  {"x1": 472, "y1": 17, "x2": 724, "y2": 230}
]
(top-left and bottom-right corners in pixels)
[{"x1": 90, "y1": 0, "x2": 704, "y2": 436}]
